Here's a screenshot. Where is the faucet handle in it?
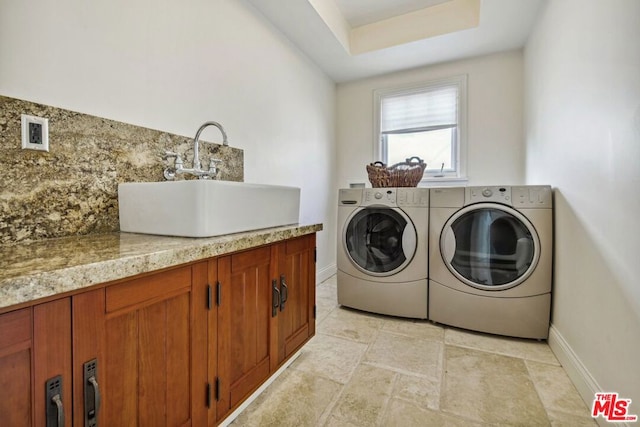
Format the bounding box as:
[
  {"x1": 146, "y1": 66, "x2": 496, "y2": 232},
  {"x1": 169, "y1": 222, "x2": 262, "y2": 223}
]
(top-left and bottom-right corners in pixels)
[
  {"x1": 162, "y1": 151, "x2": 184, "y2": 181},
  {"x1": 163, "y1": 150, "x2": 178, "y2": 159},
  {"x1": 163, "y1": 151, "x2": 183, "y2": 167},
  {"x1": 208, "y1": 158, "x2": 222, "y2": 178}
]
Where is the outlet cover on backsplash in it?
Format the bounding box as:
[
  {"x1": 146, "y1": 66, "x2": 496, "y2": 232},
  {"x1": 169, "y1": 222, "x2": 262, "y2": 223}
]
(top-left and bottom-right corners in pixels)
[{"x1": 0, "y1": 95, "x2": 244, "y2": 244}]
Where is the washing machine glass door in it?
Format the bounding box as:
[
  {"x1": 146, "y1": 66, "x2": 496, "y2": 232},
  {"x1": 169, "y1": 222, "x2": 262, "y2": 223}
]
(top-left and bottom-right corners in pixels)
[
  {"x1": 344, "y1": 207, "x2": 417, "y2": 276},
  {"x1": 440, "y1": 203, "x2": 540, "y2": 290}
]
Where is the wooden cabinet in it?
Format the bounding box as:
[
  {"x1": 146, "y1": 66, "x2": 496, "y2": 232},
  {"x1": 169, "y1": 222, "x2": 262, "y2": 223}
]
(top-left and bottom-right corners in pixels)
[
  {"x1": 0, "y1": 233, "x2": 316, "y2": 426},
  {"x1": 276, "y1": 234, "x2": 316, "y2": 365},
  {"x1": 0, "y1": 299, "x2": 72, "y2": 427},
  {"x1": 214, "y1": 246, "x2": 274, "y2": 422},
  {"x1": 0, "y1": 308, "x2": 32, "y2": 427},
  {"x1": 72, "y1": 263, "x2": 209, "y2": 427},
  {"x1": 211, "y1": 236, "x2": 316, "y2": 423}
]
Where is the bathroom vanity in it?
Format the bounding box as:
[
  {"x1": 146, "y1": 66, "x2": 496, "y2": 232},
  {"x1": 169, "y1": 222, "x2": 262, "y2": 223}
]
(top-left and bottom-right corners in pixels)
[{"x1": 0, "y1": 224, "x2": 320, "y2": 426}]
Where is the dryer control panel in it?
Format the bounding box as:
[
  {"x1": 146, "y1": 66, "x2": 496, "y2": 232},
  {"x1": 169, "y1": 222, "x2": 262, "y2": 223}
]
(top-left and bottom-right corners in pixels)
[
  {"x1": 512, "y1": 186, "x2": 553, "y2": 208},
  {"x1": 466, "y1": 186, "x2": 512, "y2": 204},
  {"x1": 465, "y1": 186, "x2": 553, "y2": 208}
]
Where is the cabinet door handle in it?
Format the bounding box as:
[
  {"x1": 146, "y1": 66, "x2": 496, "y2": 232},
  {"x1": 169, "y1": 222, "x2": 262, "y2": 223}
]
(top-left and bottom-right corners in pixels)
[
  {"x1": 84, "y1": 359, "x2": 101, "y2": 426},
  {"x1": 52, "y1": 394, "x2": 64, "y2": 427},
  {"x1": 88, "y1": 376, "x2": 101, "y2": 424},
  {"x1": 46, "y1": 375, "x2": 64, "y2": 427},
  {"x1": 272, "y1": 279, "x2": 280, "y2": 317},
  {"x1": 279, "y1": 274, "x2": 288, "y2": 312}
]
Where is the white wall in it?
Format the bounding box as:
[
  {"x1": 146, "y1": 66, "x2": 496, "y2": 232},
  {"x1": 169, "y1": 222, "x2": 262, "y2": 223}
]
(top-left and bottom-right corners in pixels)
[
  {"x1": 525, "y1": 0, "x2": 640, "y2": 406},
  {"x1": 336, "y1": 50, "x2": 525, "y2": 188},
  {"x1": 0, "y1": 0, "x2": 337, "y2": 277}
]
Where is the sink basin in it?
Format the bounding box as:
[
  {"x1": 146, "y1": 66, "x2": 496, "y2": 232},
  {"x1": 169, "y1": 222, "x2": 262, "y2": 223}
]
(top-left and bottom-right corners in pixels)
[{"x1": 118, "y1": 180, "x2": 300, "y2": 237}]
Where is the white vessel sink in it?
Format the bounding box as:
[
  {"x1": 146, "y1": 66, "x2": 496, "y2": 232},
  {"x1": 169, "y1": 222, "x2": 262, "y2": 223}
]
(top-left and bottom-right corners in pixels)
[{"x1": 118, "y1": 180, "x2": 300, "y2": 237}]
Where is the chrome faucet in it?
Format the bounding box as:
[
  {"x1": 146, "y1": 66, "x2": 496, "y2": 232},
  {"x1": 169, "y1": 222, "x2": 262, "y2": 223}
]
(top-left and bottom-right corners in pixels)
[
  {"x1": 163, "y1": 121, "x2": 228, "y2": 180},
  {"x1": 192, "y1": 121, "x2": 228, "y2": 170}
]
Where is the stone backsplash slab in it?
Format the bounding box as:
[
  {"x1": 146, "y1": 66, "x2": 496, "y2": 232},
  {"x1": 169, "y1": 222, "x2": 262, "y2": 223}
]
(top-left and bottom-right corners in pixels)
[{"x1": 0, "y1": 95, "x2": 244, "y2": 244}]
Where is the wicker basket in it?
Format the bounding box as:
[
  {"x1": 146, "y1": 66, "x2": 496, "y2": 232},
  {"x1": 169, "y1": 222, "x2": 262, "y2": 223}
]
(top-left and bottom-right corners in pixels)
[{"x1": 366, "y1": 157, "x2": 426, "y2": 188}]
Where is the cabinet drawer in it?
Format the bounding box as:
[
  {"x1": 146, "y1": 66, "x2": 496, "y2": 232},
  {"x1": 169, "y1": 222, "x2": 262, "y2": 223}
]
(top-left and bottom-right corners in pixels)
[{"x1": 106, "y1": 266, "x2": 192, "y2": 313}]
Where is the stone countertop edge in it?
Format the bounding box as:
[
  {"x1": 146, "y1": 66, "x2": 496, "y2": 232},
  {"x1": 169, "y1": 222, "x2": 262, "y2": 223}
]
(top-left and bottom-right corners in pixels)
[{"x1": 0, "y1": 223, "x2": 323, "y2": 312}]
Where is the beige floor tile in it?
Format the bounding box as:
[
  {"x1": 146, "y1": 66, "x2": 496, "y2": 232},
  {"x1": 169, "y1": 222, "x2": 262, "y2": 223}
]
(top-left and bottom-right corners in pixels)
[
  {"x1": 546, "y1": 409, "x2": 598, "y2": 426},
  {"x1": 318, "y1": 307, "x2": 385, "y2": 343},
  {"x1": 363, "y1": 331, "x2": 443, "y2": 379},
  {"x1": 316, "y1": 295, "x2": 338, "y2": 324},
  {"x1": 382, "y1": 317, "x2": 444, "y2": 341},
  {"x1": 316, "y1": 276, "x2": 338, "y2": 301},
  {"x1": 445, "y1": 327, "x2": 560, "y2": 365},
  {"x1": 230, "y1": 369, "x2": 342, "y2": 427},
  {"x1": 382, "y1": 398, "x2": 485, "y2": 427},
  {"x1": 526, "y1": 360, "x2": 593, "y2": 418},
  {"x1": 291, "y1": 334, "x2": 368, "y2": 384},
  {"x1": 227, "y1": 278, "x2": 587, "y2": 427},
  {"x1": 392, "y1": 373, "x2": 441, "y2": 411},
  {"x1": 323, "y1": 415, "x2": 364, "y2": 427},
  {"x1": 316, "y1": 277, "x2": 339, "y2": 324},
  {"x1": 330, "y1": 364, "x2": 396, "y2": 426},
  {"x1": 441, "y1": 345, "x2": 549, "y2": 425}
]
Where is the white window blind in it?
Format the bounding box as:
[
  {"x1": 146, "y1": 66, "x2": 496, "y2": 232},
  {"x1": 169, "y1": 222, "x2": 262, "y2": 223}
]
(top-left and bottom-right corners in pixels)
[
  {"x1": 374, "y1": 75, "x2": 467, "y2": 181},
  {"x1": 380, "y1": 85, "x2": 458, "y2": 134}
]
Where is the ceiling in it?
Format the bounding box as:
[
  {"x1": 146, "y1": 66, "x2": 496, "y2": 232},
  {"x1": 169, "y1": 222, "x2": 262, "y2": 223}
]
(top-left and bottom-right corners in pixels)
[
  {"x1": 335, "y1": 0, "x2": 453, "y2": 27},
  {"x1": 246, "y1": 0, "x2": 545, "y2": 82}
]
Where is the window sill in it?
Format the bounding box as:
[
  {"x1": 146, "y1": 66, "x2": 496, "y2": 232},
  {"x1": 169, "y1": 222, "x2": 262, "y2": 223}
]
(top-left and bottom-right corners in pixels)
[{"x1": 419, "y1": 177, "x2": 469, "y2": 187}]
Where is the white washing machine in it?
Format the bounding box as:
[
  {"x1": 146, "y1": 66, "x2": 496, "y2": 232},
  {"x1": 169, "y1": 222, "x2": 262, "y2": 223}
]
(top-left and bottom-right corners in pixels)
[
  {"x1": 429, "y1": 186, "x2": 553, "y2": 339},
  {"x1": 337, "y1": 187, "x2": 429, "y2": 319}
]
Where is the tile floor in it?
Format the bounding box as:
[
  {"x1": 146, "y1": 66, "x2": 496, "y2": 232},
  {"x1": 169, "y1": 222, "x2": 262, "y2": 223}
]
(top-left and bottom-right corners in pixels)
[{"x1": 231, "y1": 276, "x2": 596, "y2": 426}]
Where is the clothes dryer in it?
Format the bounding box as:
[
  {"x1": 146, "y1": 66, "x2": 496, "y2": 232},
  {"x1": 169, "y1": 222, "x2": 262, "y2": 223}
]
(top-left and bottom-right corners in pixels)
[
  {"x1": 337, "y1": 187, "x2": 429, "y2": 319},
  {"x1": 429, "y1": 186, "x2": 553, "y2": 339}
]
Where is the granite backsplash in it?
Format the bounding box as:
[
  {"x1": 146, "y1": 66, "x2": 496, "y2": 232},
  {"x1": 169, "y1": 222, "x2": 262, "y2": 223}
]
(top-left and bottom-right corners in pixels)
[{"x1": 0, "y1": 95, "x2": 244, "y2": 244}]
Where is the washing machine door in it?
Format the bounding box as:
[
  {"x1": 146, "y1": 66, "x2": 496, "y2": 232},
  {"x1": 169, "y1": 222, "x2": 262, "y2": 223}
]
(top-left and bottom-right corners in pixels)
[
  {"x1": 440, "y1": 203, "x2": 540, "y2": 290},
  {"x1": 344, "y1": 207, "x2": 417, "y2": 277}
]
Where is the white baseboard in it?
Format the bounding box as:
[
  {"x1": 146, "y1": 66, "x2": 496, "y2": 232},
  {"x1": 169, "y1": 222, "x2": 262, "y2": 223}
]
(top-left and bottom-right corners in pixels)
[
  {"x1": 316, "y1": 263, "x2": 336, "y2": 284},
  {"x1": 548, "y1": 324, "x2": 633, "y2": 427},
  {"x1": 548, "y1": 324, "x2": 599, "y2": 403}
]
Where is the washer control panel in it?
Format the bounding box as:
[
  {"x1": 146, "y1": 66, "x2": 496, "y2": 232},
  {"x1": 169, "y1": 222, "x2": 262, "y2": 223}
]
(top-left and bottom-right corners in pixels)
[
  {"x1": 362, "y1": 188, "x2": 396, "y2": 206},
  {"x1": 397, "y1": 188, "x2": 429, "y2": 207},
  {"x1": 338, "y1": 188, "x2": 363, "y2": 205},
  {"x1": 342, "y1": 188, "x2": 430, "y2": 207}
]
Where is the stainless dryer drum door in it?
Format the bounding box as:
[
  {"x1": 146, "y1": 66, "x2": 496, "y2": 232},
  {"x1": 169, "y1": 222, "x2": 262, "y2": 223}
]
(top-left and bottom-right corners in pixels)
[
  {"x1": 440, "y1": 203, "x2": 541, "y2": 290},
  {"x1": 344, "y1": 207, "x2": 417, "y2": 276}
]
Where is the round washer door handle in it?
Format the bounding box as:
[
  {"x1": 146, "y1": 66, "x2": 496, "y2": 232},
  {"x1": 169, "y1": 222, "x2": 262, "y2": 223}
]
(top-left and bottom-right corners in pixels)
[
  {"x1": 441, "y1": 227, "x2": 457, "y2": 262},
  {"x1": 401, "y1": 224, "x2": 417, "y2": 262}
]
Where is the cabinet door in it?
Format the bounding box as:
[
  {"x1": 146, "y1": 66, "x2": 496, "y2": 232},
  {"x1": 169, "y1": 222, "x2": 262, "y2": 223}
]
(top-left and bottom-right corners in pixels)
[
  {"x1": 276, "y1": 234, "x2": 316, "y2": 365},
  {"x1": 73, "y1": 264, "x2": 208, "y2": 427},
  {"x1": 0, "y1": 299, "x2": 72, "y2": 427},
  {"x1": 216, "y1": 246, "x2": 273, "y2": 421},
  {"x1": 0, "y1": 308, "x2": 34, "y2": 426},
  {"x1": 34, "y1": 299, "x2": 73, "y2": 427}
]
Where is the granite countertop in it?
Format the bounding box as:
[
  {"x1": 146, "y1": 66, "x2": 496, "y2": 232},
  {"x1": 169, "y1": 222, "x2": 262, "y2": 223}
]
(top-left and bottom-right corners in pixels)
[{"x1": 0, "y1": 223, "x2": 322, "y2": 312}]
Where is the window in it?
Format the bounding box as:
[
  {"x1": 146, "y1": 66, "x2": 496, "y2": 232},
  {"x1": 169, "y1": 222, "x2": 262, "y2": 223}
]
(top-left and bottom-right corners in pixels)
[{"x1": 374, "y1": 75, "x2": 467, "y2": 180}]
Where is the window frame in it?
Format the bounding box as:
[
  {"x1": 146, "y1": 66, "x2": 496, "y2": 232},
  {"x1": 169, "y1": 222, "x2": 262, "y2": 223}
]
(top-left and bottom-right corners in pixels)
[{"x1": 373, "y1": 75, "x2": 468, "y2": 182}]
